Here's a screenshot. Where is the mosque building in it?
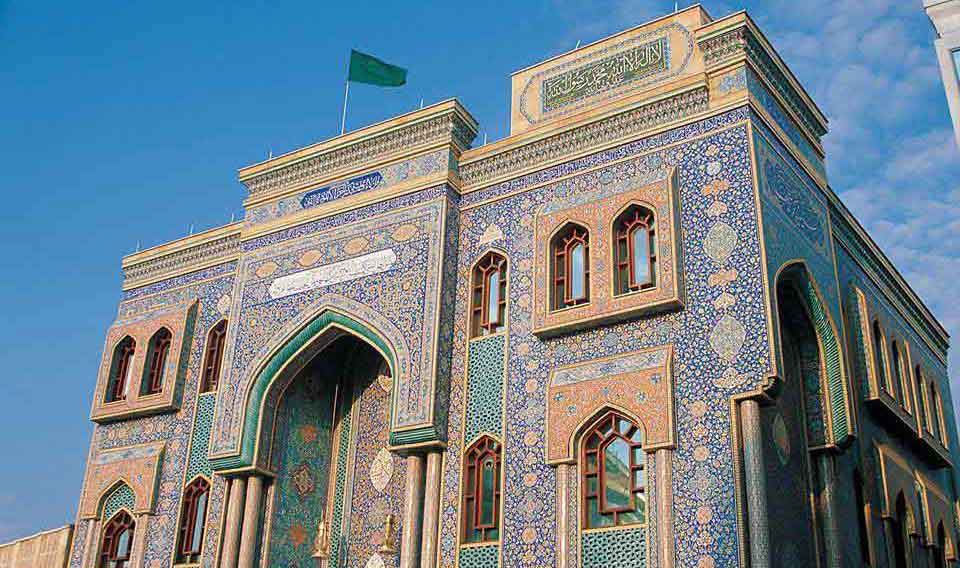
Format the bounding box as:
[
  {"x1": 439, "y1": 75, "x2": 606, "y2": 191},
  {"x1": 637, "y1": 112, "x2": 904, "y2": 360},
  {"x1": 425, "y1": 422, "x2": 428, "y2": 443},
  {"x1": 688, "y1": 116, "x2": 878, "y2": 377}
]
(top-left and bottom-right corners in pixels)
[{"x1": 62, "y1": 6, "x2": 960, "y2": 568}]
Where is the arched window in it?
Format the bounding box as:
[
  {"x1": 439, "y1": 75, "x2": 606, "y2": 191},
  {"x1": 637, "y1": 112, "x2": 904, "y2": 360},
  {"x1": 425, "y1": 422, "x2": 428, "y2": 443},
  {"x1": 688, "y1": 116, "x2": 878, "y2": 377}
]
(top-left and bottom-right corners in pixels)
[
  {"x1": 891, "y1": 341, "x2": 910, "y2": 412},
  {"x1": 930, "y1": 382, "x2": 948, "y2": 447},
  {"x1": 201, "y1": 320, "x2": 228, "y2": 392},
  {"x1": 470, "y1": 253, "x2": 507, "y2": 338},
  {"x1": 613, "y1": 205, "x2": 656, "y2": 295},
  {"x1": 176, "y1": 477, "x2": 210, "y2": 563},
  {"x1": 916, "y1": 366, "x2": 931, "y2": 434},
  {"x1": 934, "y1": 522, "x2": 948, "y2": 568},
  {"x1": 872, "y1": 321, "x2": 891, "y2": 395},
  {"x1": 891, "y1": 493, "x2": 910, "y2": 568},
  {"x1": 582, "y1": 411, "x2": 646, "y2": 529},
  {"x1": 99, "y1": 510, "x2": 135, "y2": 568},
  {"x1": 854, "y1": 470, "x2": 871, "y2": 564},
  {"x1": 141, "y1": 328, "x2": 172, "y2": 396},
  {"x1": 462, "y1": 436, "x2": 501, "y2": 543},
  {"x1": 105, "y1": 337, "x2": 136, "y2": 403},
  {"x1": 551, "y1": 223, "x2": 590, "y2": 310}
]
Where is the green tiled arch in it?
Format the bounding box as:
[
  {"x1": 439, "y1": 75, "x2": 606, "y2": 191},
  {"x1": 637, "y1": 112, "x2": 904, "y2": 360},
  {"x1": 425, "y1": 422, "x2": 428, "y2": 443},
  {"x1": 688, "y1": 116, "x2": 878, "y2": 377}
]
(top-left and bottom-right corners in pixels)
[
  {"x1": 210, "y1": 310, "x2": 394, "y2": 472},
  {"x1": 780, "y1": 265, "x2": 851, "y2": 446}
]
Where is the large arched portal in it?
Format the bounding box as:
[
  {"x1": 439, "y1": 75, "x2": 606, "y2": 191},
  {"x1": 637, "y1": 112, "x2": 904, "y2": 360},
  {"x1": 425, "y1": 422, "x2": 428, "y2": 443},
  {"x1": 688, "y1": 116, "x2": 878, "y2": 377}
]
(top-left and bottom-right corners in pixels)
[
  {"x1": 259, "y1": 332, "x2": 403, "y2": 567},
  {"x1": 761, "y1": 263, "x2": 844, "y2": 566}
]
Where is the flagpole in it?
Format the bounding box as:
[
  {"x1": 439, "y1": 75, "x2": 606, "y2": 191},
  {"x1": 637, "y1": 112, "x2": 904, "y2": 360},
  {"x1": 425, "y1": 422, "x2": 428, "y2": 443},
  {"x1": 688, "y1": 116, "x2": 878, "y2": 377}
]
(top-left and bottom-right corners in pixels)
[{"x1": 340, "y1": 80, "x2": 350, "y2": 135}]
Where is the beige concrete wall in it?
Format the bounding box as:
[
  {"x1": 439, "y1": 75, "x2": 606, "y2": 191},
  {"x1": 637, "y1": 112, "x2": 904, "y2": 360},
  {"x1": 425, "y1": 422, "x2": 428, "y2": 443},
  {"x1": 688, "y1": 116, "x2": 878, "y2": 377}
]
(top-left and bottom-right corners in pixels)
[{"x1": 0, "y1": 526, "x2": 73, "y2": 568}]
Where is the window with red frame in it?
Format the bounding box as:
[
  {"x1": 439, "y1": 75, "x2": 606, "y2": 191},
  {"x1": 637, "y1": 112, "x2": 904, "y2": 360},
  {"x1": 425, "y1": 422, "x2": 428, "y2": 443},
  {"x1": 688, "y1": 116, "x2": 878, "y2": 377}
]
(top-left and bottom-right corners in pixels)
[
  {"x1": 582, "y1": 411, "x2": 646, "y2": 529},
  {"x1": 471, "y1": 253, "x2": 507, "y2": 338},
  {"x1": 462, "y1": 436, "x2": 501, "y2": 543},
  {"x1": 176, "y1": 477, "x2": 210, "y2": 563},
  {"x1": 613, "y1": 205, "x2": 656, "y2": 296},
  {"x1": 201, "y1": 320, "x2": 228, "y2": 392},
  {"x1": 99, "y1": 510, "x2": 135, "y2": 568},
  {"x1": 551, "y1": 224, "x2": 590, "y2": 310},
  {"x1": 141, "y1": 328, "x2": 172, "y2": 396},
  {"x1": 105, "y1": 337, "x2": 136, "y2": 403}
]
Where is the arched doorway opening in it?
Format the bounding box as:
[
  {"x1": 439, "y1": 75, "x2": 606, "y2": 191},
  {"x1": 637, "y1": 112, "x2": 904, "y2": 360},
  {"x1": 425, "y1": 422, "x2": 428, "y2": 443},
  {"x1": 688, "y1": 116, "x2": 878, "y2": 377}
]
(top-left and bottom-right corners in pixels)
[
  {"x1": 891, "y1": 492, "x2": 910, "y2": 568},
  {"x1": 764, "y1": 266, "x2": 831, "y2": 565},
  {"x1": 260, "y1": 332, "x2": 401, "y2": 567}
]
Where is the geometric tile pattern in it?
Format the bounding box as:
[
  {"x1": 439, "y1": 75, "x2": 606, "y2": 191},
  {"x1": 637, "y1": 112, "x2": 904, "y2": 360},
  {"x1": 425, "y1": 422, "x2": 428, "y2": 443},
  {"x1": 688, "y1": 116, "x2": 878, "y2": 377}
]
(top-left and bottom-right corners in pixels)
[
  {"x1": 581, "y1": 527, "x2": 646, "y2": 568},
  {"x1": 100, "y1": 483, "x2": 136, "y2": 521},
  {"x1": 458, "y1": 544, "x2": 501, "y2": 568},
  {"x1": 184, "y1": 392, "x2": 216, "y2": 482},
  {"x1": 465, "y1": 335, "x2": 506, "y2": 442}
]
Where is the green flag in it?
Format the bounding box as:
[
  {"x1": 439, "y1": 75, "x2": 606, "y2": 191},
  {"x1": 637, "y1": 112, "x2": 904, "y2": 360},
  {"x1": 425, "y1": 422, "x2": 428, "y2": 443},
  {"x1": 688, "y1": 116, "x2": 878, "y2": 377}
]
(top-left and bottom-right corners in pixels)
[{"x1": 348, "y1": 49, "x2": 407, "y2": 87}]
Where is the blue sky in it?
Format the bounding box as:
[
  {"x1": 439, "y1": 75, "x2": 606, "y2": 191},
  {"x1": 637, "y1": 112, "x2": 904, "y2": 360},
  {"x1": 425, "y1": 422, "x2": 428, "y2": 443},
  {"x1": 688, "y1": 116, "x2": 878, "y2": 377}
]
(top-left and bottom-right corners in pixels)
[{"x1": 0, "y1": 0, "x2": 956, "y2": 542}]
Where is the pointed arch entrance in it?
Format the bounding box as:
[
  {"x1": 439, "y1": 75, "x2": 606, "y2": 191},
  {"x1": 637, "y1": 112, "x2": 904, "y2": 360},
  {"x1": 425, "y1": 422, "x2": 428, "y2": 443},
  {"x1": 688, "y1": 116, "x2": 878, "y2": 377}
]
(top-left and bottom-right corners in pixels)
[
  {"x1": 213, "y1": 309, "x2": 411, "y2": 568},
  {"x1": 763, "y1": 261, "x2": 848, "y2": 566}
]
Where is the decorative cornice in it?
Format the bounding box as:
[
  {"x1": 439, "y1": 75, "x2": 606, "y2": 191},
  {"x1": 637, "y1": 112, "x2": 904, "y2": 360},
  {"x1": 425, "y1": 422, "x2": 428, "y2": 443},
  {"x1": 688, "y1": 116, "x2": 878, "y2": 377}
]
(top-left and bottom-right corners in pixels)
[
  {"x1": 460, "y1": 86, "x2": 709, "y2": 189},
  {"x1": 699, "y1": 18, "x2": 828, "y2": 140},
  {"x1": 239, "y1": 101, "x2": 477, "y2": 200},
  {"x1": 828, "y1": 194, "x2": 950, "y2": 360},
  {"x1": 122, "y1": 224, "x2": 241, "y2": 290}
]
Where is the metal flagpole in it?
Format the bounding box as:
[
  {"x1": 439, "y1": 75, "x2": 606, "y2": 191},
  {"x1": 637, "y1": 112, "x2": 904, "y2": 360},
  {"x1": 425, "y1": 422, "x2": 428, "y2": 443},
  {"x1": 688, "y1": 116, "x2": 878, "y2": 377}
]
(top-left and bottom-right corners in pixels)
[{"x1": 340, "y1": 80, "x2": 350, "y2": 135}]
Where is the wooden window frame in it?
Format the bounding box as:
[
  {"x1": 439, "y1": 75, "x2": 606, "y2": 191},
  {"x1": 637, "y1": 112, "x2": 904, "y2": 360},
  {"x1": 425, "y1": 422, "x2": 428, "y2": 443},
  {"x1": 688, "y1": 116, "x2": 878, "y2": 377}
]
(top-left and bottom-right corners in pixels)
[
  {"x1": 872, "y1": 321, "x2": 892, "y2": 396},
  {"x1": 200, "y1": 320, "x2": 228, "y2": 393},
  {"x1": 931, "y1": 382, "x2": 949, "y2": 448},
  {"x1": 891, "y1": 341, "x2": 911, "y2": 414},
  {"x1": 106, "y1": 337, "x2": 136, "y2": 403},
  {"x1": 613, "y1": 206, "x2": 657, "y2": 296},
  {"x1": 915, "y1": 366, "x2": 933, "y2": 435},
  {"x1": 462, "y1": 436, "x2": 502, "y2": 543},
  {"x1": 470, "y1": 254, "x2": 507, "y2": 338},
  {"x1": 581, "y1": 411, "x2": 646, "y2": 529},
  {"x1": 551, "y1": 224, "x2": 590, "y2": 311},
  {"x1": 142, "y1": 328, "x2": 172, "y2": 396},
  {"x1": 176, "y1": 477, "x2": 210, "y2": 563},
  {"x1": 99, "y1": 510, "x2": 135, "y2": 568}
]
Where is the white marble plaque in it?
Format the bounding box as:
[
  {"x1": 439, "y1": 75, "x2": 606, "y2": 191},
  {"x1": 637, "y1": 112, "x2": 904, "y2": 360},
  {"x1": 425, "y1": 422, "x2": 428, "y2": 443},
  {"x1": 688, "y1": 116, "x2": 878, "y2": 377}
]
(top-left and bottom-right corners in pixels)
[{"x1": 268, "y1": 248, "x2": 397, "y2": 299}]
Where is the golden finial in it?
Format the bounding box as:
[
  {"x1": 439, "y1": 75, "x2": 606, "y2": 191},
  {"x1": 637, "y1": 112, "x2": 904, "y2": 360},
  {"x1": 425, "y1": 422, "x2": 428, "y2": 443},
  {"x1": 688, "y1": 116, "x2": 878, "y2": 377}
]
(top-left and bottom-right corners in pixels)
[{"x1": 378, "y1": 514, "x2": 397, "y2": 554}]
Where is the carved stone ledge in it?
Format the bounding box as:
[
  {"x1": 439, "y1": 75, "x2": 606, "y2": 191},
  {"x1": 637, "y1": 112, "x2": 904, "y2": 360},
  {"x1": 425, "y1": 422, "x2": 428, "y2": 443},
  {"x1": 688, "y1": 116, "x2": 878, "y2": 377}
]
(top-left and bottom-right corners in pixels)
[
  {"x1": 122, "y1": 231, "x2": 240, "y2": 290},
  {"x1": 699, "y1": 23, "x2": 827, "y2": 140},
  {"x1": 241, "y1": 110, "x2": 477, "y2": 199},
  {"x1": 460, "y1": 87, "x2": 709, "y2": 189}
]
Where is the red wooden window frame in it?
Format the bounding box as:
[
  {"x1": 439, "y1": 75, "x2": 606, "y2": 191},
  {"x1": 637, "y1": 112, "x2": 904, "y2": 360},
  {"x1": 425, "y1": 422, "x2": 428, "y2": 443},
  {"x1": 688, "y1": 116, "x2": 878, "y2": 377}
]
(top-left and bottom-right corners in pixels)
[
  {"x1": 177, "y1": 477, "x2": 210, "y2": 563},
  {"x1": 551, "y1": 224, "x2": 590, "y2": 310},
  {"x1": 471, "y1": 253, "x2": 507, "y2": 338},
  {"x1": 201, "y1": 320, "x2": 228, "y2": 392},
  {"x1": 462, "y1": 436, "x2": 502, "y2": 543},
  {"x1": 142, "y1": 328, "x2": 172, "y2": 396},
  {"x1": 99, "y1": 510, "x2": 135, "y2": 568},
  {"x1": 582, "y1": 411, "x2": 646, "y2": 529},
  {"x1": 106, "y1": 337, "x2": 136, "y2": 403},
  {"x1": 613, "y1": 206, "x2": 656, "y2": 295}
]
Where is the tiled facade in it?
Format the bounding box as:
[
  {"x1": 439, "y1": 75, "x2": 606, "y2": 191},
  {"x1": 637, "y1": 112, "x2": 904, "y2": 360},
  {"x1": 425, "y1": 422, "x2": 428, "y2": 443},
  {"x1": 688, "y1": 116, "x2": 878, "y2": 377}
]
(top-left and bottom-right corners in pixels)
[{"x1": 60, "y1": 6, "x2": 959, "y2": 568}]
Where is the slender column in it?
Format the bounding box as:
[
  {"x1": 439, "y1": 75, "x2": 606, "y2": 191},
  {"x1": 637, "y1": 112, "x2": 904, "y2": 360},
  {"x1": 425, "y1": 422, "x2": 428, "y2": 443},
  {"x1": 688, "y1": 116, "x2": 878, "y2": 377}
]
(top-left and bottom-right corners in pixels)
[
  {"x1": 238, "y1": 475, "x2": 265, "y2": 568},
  {"x1": 220, "y1": 476, "x2": 247, "y2": 568},
  {"x1": 816, "y1": 455, "x2": 842, "y2": 568},
  {"x1": 131, "y1": 514, "x2": 150, "y2": 567},
  {"x1": 401, "y1": 455, "x2": 426, "y2": 568},
  {"x1": 81, "y1": 519, "x2": 100, "y2": 568},
  {"x1": 741, "y1": 400, "x2": 770, "y2": 568},
  {"x1": 420, "y1": 451, "x2": 443, "y2": 568},
  {"x1": 556, "y1": 464, "x2": 570, "y2": 568},
  {"x1": 655, "y1": 448, "x2": 676, "y2": 568}
]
